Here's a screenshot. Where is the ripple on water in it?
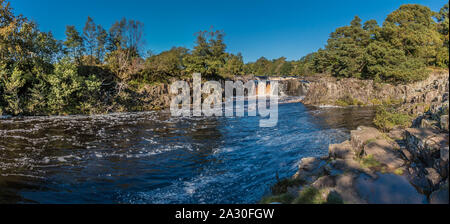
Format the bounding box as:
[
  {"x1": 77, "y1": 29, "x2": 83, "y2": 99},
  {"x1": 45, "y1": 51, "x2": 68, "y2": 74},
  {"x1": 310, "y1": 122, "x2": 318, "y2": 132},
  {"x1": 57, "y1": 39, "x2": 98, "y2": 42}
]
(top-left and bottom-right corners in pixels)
[{"x1": 0, "y1": 103, "x2": 376, "y2": 203}]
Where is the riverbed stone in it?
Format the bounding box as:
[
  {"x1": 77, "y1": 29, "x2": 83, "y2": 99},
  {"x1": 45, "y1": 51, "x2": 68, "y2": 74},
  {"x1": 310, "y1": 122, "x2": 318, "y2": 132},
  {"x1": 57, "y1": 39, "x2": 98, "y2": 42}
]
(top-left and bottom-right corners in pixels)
[{"x1": 351, "y1": 126, "x2": 383, "y2": 156}]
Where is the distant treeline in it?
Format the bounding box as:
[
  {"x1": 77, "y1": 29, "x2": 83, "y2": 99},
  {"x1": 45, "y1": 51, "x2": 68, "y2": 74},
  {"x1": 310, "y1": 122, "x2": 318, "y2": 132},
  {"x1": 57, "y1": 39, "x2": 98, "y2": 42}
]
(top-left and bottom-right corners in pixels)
[{"x1": 0, "y1": 0, "x2": 448, "y2": 116}]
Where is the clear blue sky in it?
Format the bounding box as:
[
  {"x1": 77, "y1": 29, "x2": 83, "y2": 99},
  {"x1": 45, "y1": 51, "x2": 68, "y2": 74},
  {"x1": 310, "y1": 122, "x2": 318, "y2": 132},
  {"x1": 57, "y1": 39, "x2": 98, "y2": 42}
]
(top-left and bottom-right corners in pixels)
[{"x1": 11, "y1": 0, "x2": 447, "y2": 63}]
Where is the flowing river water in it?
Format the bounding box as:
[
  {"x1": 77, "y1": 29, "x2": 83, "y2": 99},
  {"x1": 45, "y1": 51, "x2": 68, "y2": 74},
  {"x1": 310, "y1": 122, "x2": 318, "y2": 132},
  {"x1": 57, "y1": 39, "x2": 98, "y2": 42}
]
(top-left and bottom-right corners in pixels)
[{"x1": 0, "y1": 100, "x2": 376, "y2": 204}]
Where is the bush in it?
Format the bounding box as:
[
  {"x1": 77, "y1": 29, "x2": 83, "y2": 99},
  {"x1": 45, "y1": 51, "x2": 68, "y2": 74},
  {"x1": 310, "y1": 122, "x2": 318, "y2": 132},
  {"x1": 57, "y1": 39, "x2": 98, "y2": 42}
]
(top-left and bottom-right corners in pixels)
[
  {"x1": 373, "y1": 106, "x2": 412, "y2": 131},
  {"x1": 335, "y1": 95, "x2": 364, "y2": 107}
]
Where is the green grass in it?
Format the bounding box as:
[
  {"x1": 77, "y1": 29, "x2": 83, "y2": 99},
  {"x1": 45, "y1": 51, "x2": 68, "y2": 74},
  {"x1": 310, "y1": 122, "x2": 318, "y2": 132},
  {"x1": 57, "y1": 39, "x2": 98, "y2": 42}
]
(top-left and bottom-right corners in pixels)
[
  {"x1": 360, "y1": 155, "x2": 382, "y2": 169},
  {"x1": 292, "y1": 187, "x2": 344, "y2": 204},
  {"x1": 261, "y1": 193, "x2": 295, "y2": 204},
  {"x1": 292, "y1": 187, "x2": 325, "y2": 204},
  {"x1": 335, "y1": 95, "x2": 364, "y2": 107},
  {"x1": 373, "y1": 106, "x2": 412, "y2": 132},
  {"x1": 394, "y1": 168, "x2": 405, "y2": 175}
]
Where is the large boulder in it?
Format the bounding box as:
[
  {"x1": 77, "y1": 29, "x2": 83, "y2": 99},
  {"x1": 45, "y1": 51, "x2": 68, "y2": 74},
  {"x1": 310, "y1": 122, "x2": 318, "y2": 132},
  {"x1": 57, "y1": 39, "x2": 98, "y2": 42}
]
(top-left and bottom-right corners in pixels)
[
  {"x1": 425, "y1": 167, "x2": 442, "y2": 191},
  {"x1": 350, "y1": 126, "x2": 383, "y2": 156},
  {"x1": 294, "y1": 157, "x2": 327, "y2": 183},
  {"x1": 405, "y1": 128, "x2": 449, "y2": 166},
  {"x1": 363, "y1": 139, "x2": 405, "y2": 170},
  {"x1": 329, "y1": 141, "x2": 355, "y2": 160}
]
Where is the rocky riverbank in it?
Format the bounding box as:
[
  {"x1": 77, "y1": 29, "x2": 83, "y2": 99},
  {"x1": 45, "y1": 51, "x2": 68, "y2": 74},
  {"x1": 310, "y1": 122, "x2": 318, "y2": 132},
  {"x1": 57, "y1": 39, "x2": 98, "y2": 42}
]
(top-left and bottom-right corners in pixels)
[{"x1": 262, "y1": 70, "x2": 449, "y2": 204}]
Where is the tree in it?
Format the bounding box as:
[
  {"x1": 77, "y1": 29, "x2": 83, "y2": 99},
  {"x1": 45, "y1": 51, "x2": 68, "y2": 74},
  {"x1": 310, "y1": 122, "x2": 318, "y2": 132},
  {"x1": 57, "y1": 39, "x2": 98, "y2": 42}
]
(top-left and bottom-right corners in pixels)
[
  {"x1": 325, "y1": 16, "x2": 371, "y2": 78},
  {"x1": 95, "y1": 25, "x2": 108, "y2": 62},
  {"x1": 142, "y1": 47, "x2": 188, "y2": 82},
  {"x1": 220, "y1": 53, "x2": 245, "y2": 78},
  {"x1": 83, "y1": 16, "x2": 97, "y2": 65},
  {"x1": 105, "y1": 18, "x2": 145, "y2": 83},
  {"x1": 436, "y1": 4, "x2": 449, "y2": 68},
  {"x1": 183, "y1": 29, "x2": 228, "y2": 79},
  {"x1": 64, "y1": 25, "x2": 85, "y2": 65},
  {"x1": 382, "y1": 4, "x2": 442, "y2": 66}
]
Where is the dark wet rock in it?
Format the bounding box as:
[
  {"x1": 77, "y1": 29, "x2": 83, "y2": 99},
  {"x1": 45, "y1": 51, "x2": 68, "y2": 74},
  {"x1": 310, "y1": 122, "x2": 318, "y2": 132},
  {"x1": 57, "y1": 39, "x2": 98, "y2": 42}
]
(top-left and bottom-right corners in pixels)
[
  {"x1": 405, "y1": 128, "x2": 449, "y2": 166},
  {"x1": 350, "y1": 126, "x2": 382, "y2": 156},
  {"x1": 298, "y1": 157, "x2": 321, "y2": 171},
  {"x1": 430, "y1": 181, "x2": 449, "y2": 204},
  {"x1": 363, "y1": 139, "x2": 405, "y2": 170},
  {"x1": 294, "y1": 157, "x2": 327, "y2": 184},
  {"x1": 409, "y1": 176, "x2": 432, "y2": 195},
  {"x1": 329, "y1": 140, "x2": 355, "y2": 160},
  {"x1": 430, "y1": 188, "x2": 449, "y2": 204}
]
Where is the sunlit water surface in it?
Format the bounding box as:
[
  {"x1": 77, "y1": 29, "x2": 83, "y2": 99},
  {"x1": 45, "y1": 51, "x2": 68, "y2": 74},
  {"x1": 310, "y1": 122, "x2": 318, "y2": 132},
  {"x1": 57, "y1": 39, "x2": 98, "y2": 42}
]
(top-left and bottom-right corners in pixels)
[{"x1": 0, "y1": 102, "x2": 375, "y2": 203}]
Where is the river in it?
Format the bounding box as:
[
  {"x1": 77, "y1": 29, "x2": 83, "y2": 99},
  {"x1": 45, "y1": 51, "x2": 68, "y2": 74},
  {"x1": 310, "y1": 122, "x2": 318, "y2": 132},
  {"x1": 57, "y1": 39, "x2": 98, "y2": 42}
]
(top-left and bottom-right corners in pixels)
[{"x1": 0, "y1": 101, "x2": 375, "y2": 204}]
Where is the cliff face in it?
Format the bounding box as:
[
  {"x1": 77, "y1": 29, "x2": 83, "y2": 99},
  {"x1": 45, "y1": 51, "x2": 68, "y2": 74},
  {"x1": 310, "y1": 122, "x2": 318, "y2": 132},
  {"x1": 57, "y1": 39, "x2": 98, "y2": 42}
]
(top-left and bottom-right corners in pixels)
[{"x1": 301, "y1": 71, "x2": 449, "y2": 115}]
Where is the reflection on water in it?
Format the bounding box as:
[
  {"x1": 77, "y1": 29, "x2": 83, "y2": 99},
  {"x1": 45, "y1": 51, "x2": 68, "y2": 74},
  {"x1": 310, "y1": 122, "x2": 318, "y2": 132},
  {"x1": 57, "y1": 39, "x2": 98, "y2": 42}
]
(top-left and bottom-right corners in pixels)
[{"x1": 0, "y1": 102, "x2": 375, "y2": 204}]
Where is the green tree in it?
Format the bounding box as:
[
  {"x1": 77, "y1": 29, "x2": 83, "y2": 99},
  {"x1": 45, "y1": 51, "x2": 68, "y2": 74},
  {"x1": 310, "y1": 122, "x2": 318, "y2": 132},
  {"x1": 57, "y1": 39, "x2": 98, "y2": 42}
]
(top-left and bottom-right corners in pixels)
[
  {"x1": 436, "y1": 4, "x2": 449, "y2": 68},
  {"x1": 382, "y1": 4, "x2": 442, "y2": 66},
  {"x1": 325, "y1": 16, "x2": 371, "y2": 78},
  {"x1": 83, "y1": 16, "x2": 97, "y2": 65},
  {"x1": 64, "y1": 25, "x2": 85, "y2": 65},
  {"x1": 183, "y1": 29, "x2": 228, "y2": 79},
  {"x1": 142, "y1": 47, "x2": 188, "y2": 82},
  {"x1": 220, "y1": 53, "x2": 245, "y2": 78}
]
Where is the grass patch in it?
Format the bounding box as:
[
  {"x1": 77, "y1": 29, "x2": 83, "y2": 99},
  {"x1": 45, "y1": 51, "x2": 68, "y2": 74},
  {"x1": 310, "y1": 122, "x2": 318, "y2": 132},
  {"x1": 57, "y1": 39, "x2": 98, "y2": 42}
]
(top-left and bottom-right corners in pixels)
[
  {"x1": 382, "y1": 97, "x2": 404, "y2": 106},
  {"x1": 325, "y1": 191, "x2": 344, "y2": 204},
  {"x1": 270, "y1": 178, "x2": 305, "y2": 195},
  {"x1": 373, "y1": 106, "x2": 412, "y2": 132},
  {"x1": 292, "y1": 187, "x2": 344, "y2": 204},
  {"x1": 394, "y1": 168, "x2": 405, "y2": 176},
  {"x1": 360, "y1": 155, "x2": 382, "y2": 169},
  {"x1": 261, "y1": 193, "x2": 295, "y2": 204},
  {"x1": 335, "y1": 95, "x2": 364, "y2": 107},
  {"x1": 292, "y1": 187, "x2": 325, "y2": 204},
  {"x1": 364, "y1": 138, "x2": 377, "y2": 145}
]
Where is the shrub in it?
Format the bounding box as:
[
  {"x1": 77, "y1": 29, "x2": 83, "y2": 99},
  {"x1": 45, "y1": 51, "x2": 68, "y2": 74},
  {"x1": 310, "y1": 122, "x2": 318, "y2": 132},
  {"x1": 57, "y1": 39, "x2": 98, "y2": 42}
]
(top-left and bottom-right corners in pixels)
[{"x1": 373, "y1": 106, "x2": 412, "y2": 131}]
